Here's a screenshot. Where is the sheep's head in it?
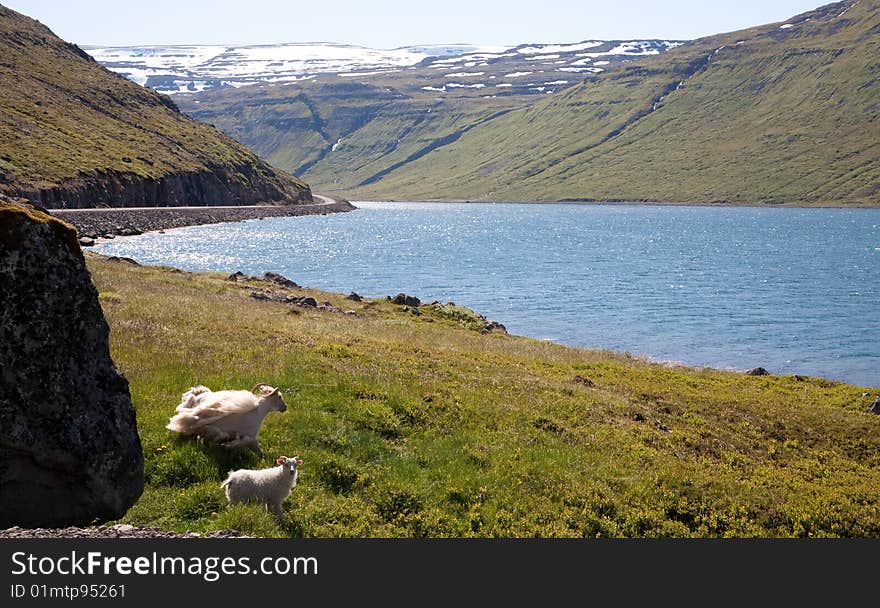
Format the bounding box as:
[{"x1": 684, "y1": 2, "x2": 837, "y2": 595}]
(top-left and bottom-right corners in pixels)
[
  {"x1": 253, "y1": 383, "x2": 287, "y2": 412},
  {"x1": 277, "y1": 456, "x2": 303, "y2": 474}
]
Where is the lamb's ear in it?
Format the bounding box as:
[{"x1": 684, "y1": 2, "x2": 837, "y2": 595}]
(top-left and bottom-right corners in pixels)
[{"x1": 276, "y1": 457, "x2": 285, "y2": 465}]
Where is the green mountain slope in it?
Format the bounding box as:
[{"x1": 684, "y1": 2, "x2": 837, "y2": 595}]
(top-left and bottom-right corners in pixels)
[
  {"x1": 181, "y1": 77, "x2": 534, "y2": 191},
  {"x1": 178, "y1": 42, "x2": 680, "y2": 196},
  {"x1": 343, "y1": 0, "x2": 877, "y2": 205},
  {"x1": 184, "y1": 0, "x2": 878, "y2": 206},
  {"x1": 0, "y1": 4, "x2": 311, "y2": 208}
]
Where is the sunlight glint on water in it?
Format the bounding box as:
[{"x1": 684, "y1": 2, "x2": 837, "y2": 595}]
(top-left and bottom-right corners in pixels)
[{"x1": 94, "y1": 202, "x2": 880, "y2": 386}]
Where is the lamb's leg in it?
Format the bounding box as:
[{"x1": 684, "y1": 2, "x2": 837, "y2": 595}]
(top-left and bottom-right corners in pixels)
[
  {"x1": 245, "y1": 437, "x2": 263, "y2": 457},
  {"x1": 271, "y1": 501, "x2": 283, "y2": 518},
  {"x1": 220, "y1": 436, "x2": 263, "y2": 457}
]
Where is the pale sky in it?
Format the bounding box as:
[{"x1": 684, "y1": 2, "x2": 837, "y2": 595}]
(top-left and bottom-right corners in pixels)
[{"x1": 3, "y1": 0, "x2": 831, "y2": 48}]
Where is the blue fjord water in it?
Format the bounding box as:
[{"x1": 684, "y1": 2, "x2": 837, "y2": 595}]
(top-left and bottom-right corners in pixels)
[{"x1": 94, "y1": 202, "x2": 880, "y2": 386}]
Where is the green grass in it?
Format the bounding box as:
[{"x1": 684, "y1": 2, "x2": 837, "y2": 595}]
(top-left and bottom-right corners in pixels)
[
  {"x1": 181, "y1": 82, "x2": 525, "y2": 192},
  {"x1": 87, "y1": 254, "x2": 880, "y2": 537}
]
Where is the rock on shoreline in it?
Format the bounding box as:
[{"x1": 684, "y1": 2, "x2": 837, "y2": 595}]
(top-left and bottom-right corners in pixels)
[{"x1": 49, "y1": 196, "x2": 356, "y2": 242}]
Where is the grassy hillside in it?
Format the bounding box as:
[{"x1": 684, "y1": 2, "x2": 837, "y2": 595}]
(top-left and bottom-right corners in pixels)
[
  {"x1": 88, "y1": 254, "x2": 880, "y2": 537},
  {"x1": 181, "y1": 76, "x2": 536, "y2": 187},
  {"x1": 178, "y1": 42, "x2": 680, "y2": 193},
  {"x1": 345, "y1": 0, "x2": 878, "y2": 205},
  {"x1": 183, "y1": 0, "x2": 878, "y2": 206},
  {"x1": 0, "y1": 4, "x2": 311, "y2": 207}
]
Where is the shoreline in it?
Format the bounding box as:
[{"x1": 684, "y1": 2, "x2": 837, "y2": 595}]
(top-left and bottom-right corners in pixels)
[
  {"x1": 77, "y1": 201, "x2": 878, "y2": 388},
  {"x1": 347, "y1": 198, "x2": 878, "y2": 209},
  {"x1": 49, "y1": 194, "x2": 355, "y2": 243}
]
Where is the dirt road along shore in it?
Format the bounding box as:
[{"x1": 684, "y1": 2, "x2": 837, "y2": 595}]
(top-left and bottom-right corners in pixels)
[{"x1": 49, "y1": 194, "x2": 356, "y2": 243}]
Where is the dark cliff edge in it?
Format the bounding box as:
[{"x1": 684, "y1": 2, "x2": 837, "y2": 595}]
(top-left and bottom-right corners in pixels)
[{"x1": 11, "y1": 163, "x2": 314, "y2": 210}]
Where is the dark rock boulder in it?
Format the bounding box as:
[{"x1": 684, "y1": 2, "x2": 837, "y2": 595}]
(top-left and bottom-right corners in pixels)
[
  {"x1": 745, "y1": 367, "x2": 770, "y2": 376},
  {"x1": 105, "y1": 256, "x2": 139, "y2": 266},
  {"x1": 391, "y1": 293, "x2": 421, "y2": 307},
  {"x1": 572, "y1": 375, "x2": 594, "y2": 387},
  {"x1": 0, "y1": 201, "x2": 144, "y2": 528},
  {"x1": 263, "y1": 272, "x2": 299, "y2": 289},
  {"x1": 481, "y1": 321, "x2": 507, "y2": 334}
]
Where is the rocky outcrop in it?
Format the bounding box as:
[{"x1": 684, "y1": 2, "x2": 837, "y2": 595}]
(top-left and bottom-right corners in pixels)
[
  {"x1": 11, "y1": 163, "x2": 312, "y2": 210},
  {"x1": 0, "y1": 200, "x2": 144, "y2": 527},
  {"x1": 390, "y1": 293, "x2": 422, "y2": 307}
]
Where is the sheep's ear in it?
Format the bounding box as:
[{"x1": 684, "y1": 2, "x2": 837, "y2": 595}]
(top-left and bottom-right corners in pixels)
[
  {"x1": 276, "y1": 457, "x2": 285, "y2": 465},
  {"x1": 271, "y1": 387, "x2": 280, "y2": 395}
]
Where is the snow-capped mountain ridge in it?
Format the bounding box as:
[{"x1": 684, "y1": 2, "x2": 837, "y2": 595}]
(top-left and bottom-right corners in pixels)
[
  {"x1": 85, "y1": 42, "x2": 512, "y2": 93},
  {"x1": 85, "y1": 39, "x2": 683, "y2": 94}
]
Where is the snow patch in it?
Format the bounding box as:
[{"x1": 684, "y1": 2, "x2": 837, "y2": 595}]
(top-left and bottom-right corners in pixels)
[
  {"x1": 559, "y1": 67, "x2": 604, "y2": 73},
  {"x1": 338, "y1": 70, "x2": 395, "y2": 77},
  {"x1": 518, "y1": 41, "x2": 603, "y2": 54},
  {"x1": 575, "y1": 40, "x2": 678, "y2": 59},
  {"x1": 504, "y1": 71, "x2": 532, "y2": 78}
]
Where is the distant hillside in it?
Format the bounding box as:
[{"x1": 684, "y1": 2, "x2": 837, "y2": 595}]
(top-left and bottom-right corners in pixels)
[
  {"x1": 181, "y1": 1, "x2": 876, "y2": 206},
  {"x1": 336, "y1": 0, "x2": 877, "y2": 206},
  {"x1": 171, "y1": 39, "x2": 681, "y2": 186},
  {"x1": 0, "y1": 4, "x2": 311, "y2": 208}
]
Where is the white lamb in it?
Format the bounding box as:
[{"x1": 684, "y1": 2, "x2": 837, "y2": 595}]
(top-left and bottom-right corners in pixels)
[
  {"x1": 221, "y1": 456, "x2": 303, "y2": 517},
  {"x1": 166, "y1": 382, "x2": 287, "y2": 456}
]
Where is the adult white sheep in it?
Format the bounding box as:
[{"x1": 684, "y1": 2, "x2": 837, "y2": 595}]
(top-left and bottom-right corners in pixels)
[
  {"x1": 166, "y1": 382, "x2": 287, "y2": 456},
  {"x1": 221, "y1": 456, "x2": 303, "y2": 517}
]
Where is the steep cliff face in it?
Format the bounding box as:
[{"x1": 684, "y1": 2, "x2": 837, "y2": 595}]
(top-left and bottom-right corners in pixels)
[
  {"x1": 16, "y1": 163, "x2": 311, "y2": 209},
  {"x1": 0, "y1": 199, "x2": 144, "y2": 526},
  {"x1": 0, "y1": 5, "x2": 311, "y2": 208}
]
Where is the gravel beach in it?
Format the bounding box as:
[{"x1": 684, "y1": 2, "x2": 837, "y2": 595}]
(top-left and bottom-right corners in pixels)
[
  {"x1": 0, "y1": 524, "x2": 247, "y2": 538},
  {"x1": 49, "y1": 194, "x2": 355, "y2": 244}
]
